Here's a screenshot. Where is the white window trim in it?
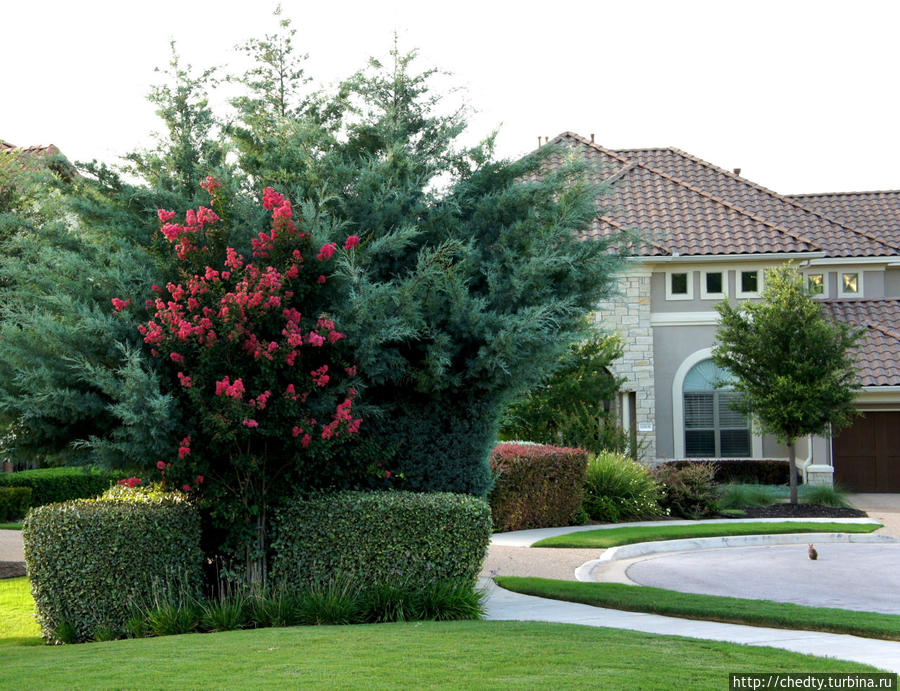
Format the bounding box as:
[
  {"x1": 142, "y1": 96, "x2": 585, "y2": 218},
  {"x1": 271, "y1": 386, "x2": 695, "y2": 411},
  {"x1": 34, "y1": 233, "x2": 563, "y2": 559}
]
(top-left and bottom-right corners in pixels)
[
  {"x1": 700, "y1": 270, "x2": 726, "y2": 300},
  {"x1": 665, "y1": 270, "x2": 694, "y2": 301},
  {"x1": 736, "y1": 269, "x2": 763, "y2": 299},
  {"x1": 837, "y1": 270, "x2": 864, "y2": 298},
  {"x1": 672, "y1": 347, "x2": 763, "y2": 459},
  {"x1": 805, "y1": 271, "x2": 829, "y2": 300}
]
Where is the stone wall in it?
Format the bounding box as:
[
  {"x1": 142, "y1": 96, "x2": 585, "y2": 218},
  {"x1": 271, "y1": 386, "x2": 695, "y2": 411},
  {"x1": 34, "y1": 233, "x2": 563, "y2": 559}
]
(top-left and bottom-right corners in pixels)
[{"x1": 593, "y1": 268, "x2": 656, "y2": 460}]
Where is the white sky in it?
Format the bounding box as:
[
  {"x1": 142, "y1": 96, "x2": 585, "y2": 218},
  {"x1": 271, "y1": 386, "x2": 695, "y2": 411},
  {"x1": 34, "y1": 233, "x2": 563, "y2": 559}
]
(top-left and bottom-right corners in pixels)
[{"x1": 3, "y1": 0, "x2": 898, "y2": 194}]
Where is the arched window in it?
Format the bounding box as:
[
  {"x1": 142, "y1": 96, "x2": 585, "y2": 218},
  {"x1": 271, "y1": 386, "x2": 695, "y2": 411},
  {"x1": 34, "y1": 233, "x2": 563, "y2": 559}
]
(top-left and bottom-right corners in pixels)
[{"x1": 683, "y1": 360, "x2": 750, "y2": 457}]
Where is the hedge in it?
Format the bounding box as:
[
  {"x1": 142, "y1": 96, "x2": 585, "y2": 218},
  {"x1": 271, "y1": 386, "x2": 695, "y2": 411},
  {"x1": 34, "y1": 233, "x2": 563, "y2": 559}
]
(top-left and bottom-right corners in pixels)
[
  {"x1": 270, "y1": 491, "x2": 492, "y2": 593},
  {"x1": 663, "y1": 460, "x2": 789, "y2": 485},
  {"x1": 22, "y1": 484, "x2": 203, "y2": 643},
  {"x1": 0, "y1": 467, "x2": 130, "y2": 507},
  {"x1": 488, "y1": 442, "x2": 589, "y2": 532},
  {"x1": 0, "y1": 486, "x2": 31, "y2": 521}
]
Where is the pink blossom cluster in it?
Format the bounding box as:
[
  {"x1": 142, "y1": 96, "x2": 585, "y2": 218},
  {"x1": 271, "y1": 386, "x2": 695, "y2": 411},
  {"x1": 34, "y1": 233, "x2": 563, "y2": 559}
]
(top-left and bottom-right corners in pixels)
[
  {"x1": 215, "y1": 376, "x2": 245, "y2": 399},
  {"x1": 116, "y1": 477, "x2": 142, "y2": 488}
]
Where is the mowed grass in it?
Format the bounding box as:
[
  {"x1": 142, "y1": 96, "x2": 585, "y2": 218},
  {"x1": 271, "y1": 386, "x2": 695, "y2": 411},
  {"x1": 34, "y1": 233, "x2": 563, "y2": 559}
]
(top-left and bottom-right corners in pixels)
[
  {"x1": 0, "y1": 578, "x2": 41, "y2": 647},
  {"x1": 496, "y1": 577, "x2": 900, "y2": 642},
  {"x1": 0, "y1": 576, "x2": 883, "y2": 687},
  {"x1": 0, "y1": 523, "x2": 22, "y2": 530},
  {"x1": 531, "y1": 521, "x2": 881, "y2": 548}
]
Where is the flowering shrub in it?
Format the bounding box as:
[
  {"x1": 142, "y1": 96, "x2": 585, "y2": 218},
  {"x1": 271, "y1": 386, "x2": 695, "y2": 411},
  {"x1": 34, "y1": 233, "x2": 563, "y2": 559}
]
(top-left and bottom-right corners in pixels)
[{"x1": 119, "y1": 179, "x2": 363, "y2": 581}]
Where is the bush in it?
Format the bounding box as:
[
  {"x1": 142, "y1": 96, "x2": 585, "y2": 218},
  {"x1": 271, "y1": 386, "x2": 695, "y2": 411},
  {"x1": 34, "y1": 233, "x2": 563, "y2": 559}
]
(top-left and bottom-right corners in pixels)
[
  {"x1": 799, "y1": 484, "x2": 851, "y2": 508},
  {"x1": 488, "y1": 443, "x2": 588, "y2": 531},
  {"x1": 270, "y1": 491, "x2": 491, "y2": 594},
  {"x1": 583, "y1": 452, "x2": 662, "y2": 522},
  {"x1": 0, "y1": 467, "x2": 128, "y2": 507},
  {"x1": 717, "y1": 483, "x2": 781, "y2": 509},
  {"x1": 666, "y1": 460, "x2": 789, "y2": 485},
  {"x1": 22, "y1": 484, "x2": 203, "y2": 643},
  {"x1": 653, "y1": 463, "x2": 719, "y2": 519},
  {"x1": 0, "y1": 486, "x2": 31, "y2": 521}
]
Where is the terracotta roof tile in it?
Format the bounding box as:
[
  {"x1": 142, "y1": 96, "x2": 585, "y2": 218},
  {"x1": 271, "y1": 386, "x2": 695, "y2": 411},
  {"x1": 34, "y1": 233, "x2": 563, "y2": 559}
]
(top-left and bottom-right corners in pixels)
[
  {"x1": 616, "y1": 147, "x2": 899, "y2": 258},
  {"x1": 821, "y1": 298, "x2": 900, "y2": 386},
  {"x1": 788, "y1": 191, "x2": 900, "y2": 248}
]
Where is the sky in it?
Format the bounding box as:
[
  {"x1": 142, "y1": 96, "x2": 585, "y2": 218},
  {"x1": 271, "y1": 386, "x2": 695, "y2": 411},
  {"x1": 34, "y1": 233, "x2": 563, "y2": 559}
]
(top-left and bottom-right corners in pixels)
[{"x1": 3, "y1": 0, "x2": 899, "y2": 195}]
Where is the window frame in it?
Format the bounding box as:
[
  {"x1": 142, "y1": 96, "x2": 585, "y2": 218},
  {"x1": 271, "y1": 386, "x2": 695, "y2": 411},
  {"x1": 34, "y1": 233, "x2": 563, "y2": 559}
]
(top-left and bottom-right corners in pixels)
[
  {"x1": 665, "y1": 270, "x2": 694, "y2": 301},
  {"x1": 805, "y1": 271, "x2": 829, "y2": 299},
  {"x1": 683, "y1": 386, "x2": 751, "y2": 459},
  {"x1": 838, "y1": 271, "x2": 863, "y2": 298},
  {"x1": 736, "y1": 269, "x2": 763, "y2": 299},
  {"x1": 700, "y1": 270, "x2": 725, "y2": 300}
]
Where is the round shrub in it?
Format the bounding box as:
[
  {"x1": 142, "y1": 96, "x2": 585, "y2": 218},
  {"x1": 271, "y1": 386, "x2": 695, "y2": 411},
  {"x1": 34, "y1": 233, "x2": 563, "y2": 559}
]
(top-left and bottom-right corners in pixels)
[
  {"x1": 22, "y1": 484, "x2": 203, "y2": 643},
  {"x1": 270, "y1": 491, "x2": 491, "y2": 593},
  {"x1": 583, "y1": 452, "x2": 662, "y2": 522},
  {"x1": 653, "y1": 462, "x2": 719, "y2": 519}
]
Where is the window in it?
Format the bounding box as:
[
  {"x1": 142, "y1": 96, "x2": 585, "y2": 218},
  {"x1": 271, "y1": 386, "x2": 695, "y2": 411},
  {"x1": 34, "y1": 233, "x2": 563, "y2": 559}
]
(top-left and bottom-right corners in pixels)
[
  {"x1": 701, "y1": 271, "x2": 724, "y2": 299},
  {"x1": 807, "y1": 273, "x2": 825, "y2": 297},
  {"x1": 839, "y1": 271, "x2": 862, "y2": 297},
  {"x1": 666, "y1": 270, "x2": 693, "y2": 300},
  {"x1": 737, "y1": 269, "x2": 761, "y2": 298},
  {"x1": 683, "y1": 360, "x2": 750, "y2": 457}
]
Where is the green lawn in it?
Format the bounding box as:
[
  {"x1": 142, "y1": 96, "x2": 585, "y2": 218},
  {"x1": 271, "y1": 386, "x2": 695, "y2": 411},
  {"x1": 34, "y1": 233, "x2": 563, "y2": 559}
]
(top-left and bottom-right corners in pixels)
[
  {"x1": 0, "y1": 576, "x2": 884, "y2": 687},
  {"x1": 0, "y1": 523, "x2": 22, "y2": 530},
  {"x1": 496, "y1": 577, "x2": 900, "y2": 641},
  {"x1": 0, "y1": 578, "x2": 41, "y2": 647},
  {"x1": 532, "y1": 521, "x2": 882, "y2": 548}
]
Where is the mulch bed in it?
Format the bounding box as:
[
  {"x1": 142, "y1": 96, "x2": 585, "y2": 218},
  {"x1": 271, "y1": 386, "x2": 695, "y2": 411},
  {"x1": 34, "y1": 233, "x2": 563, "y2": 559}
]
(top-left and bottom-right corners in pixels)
[
  {"x1": 721, "y1": 504, "x2": 868, "y2": 519},
  {"x1": 0, "y1": 562, "x2": 26, "y2": 579}
]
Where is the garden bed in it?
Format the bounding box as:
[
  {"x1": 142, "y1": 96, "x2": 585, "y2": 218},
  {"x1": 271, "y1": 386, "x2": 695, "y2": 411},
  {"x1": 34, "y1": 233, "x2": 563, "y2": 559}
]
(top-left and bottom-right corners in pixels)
[{"x1": 722, "y1": 504, "x2": 867, "y2": 519}]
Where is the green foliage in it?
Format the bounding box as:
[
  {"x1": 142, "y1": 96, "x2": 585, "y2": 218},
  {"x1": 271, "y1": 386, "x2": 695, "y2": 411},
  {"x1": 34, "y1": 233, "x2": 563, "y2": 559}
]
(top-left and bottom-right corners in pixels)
[
  {"x1": 21, "y1": 484, "x2": 203, "y2": 643},
  {"x1": 652, "y1": 462, "x2": 719, "y2": 519},
  {"x1": 0, "y1": 487, "x2": 31, "y2": 521},
  {"x1": 501, "y1": 334, "x2": 627, "y2": 454},
  {"x1": 713, "y1": 263, "x2": 863, "y2": 502},
  {"x1": 270, "y1": 491, "x2": 491, "y2": 593},
  {"x1": 582, "y1": 452, "x2": 662, "y2": 522},
  {"x1": 0, "y1": 467, "x2": 127, "y2": 507},
  {"x1": 488, "y1": 443, "x2": 589, "y2": 531},
  {"x1": 799, "y1": 483, "x2": 851, "y2": 508},
  {"x1": 717, "y1": 483, "x2": 781, "y2": 509}
]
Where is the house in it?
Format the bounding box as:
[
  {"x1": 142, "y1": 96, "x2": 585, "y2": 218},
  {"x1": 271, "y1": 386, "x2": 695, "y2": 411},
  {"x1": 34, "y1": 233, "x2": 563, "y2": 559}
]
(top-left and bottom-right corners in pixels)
[
  {"x1": 547, "y1": 132, "x2": 900, "y2": 491},
  {"x1": 0, "y1": 139, "x2": 76, "y2": 182}
]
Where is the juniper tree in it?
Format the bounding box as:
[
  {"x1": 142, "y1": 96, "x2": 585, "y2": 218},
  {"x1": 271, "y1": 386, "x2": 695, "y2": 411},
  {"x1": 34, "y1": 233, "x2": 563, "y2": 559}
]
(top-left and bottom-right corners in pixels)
[{"x1": 713, "y1": 264, "x2": 862, "y2": 504}]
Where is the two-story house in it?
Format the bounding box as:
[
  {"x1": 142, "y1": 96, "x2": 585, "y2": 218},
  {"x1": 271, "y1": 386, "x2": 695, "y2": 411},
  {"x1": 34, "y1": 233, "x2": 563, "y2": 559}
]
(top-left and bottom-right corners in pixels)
[{"x1": 548, "y1": 132, "x2": 900, "y2": 491}]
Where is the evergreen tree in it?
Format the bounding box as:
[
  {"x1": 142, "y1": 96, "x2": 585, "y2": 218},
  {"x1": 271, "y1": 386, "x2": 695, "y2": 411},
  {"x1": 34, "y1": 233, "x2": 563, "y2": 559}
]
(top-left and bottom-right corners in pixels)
[{"x1": 713, "y1": 264, "x2": 863, "y2": 503}]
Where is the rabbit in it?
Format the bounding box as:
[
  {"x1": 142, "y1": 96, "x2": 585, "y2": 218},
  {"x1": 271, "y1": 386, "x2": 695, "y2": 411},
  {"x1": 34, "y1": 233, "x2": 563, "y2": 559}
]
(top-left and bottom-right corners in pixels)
[{"x1": 808, "y1": 544, "x2": 818, "y2": 560}]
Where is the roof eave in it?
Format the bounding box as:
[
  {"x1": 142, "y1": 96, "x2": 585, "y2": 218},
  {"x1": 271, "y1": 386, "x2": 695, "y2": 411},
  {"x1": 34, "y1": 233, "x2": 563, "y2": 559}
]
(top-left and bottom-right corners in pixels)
[{"x1": 639, "y1": 251, "x2": 827, "y2": 264}]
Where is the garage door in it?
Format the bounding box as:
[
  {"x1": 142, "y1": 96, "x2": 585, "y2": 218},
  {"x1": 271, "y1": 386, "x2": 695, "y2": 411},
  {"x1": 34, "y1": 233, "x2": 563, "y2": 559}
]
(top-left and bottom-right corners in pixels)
[{"x1": 833, "y1": 412, "x2": 900, "y2": 492}]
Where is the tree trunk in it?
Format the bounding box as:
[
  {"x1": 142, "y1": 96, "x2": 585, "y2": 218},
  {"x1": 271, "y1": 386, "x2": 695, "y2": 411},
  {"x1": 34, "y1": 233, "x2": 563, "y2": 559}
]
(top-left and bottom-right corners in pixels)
[
  {"x1": 788, "y1": 439, "x2": 798, "y2": 505},
  {"x1": 246, "y1": 512, "x2": 267, "y2": 590}
]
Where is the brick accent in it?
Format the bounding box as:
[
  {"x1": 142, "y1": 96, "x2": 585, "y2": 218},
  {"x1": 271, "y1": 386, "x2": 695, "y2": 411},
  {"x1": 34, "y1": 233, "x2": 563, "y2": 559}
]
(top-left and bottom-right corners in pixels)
[{"x1": 594, "y1": 269, "x2": 656, "y2": 459}]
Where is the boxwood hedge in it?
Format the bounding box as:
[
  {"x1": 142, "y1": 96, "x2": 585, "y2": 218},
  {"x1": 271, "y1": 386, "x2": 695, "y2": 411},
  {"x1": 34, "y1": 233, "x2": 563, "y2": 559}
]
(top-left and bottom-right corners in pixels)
[
  {"x1": 0, "y1": 486, "x2": 31, "y2": 521},
  {"x1": 0, "y1": 467, "x2": 129, "y2": 507},
  {"x1": 22, "y1": 484, "x2": 203, "y2": 643},
  {"x1": 270, "y1": 491, "x2": 491, "y2": 593}
]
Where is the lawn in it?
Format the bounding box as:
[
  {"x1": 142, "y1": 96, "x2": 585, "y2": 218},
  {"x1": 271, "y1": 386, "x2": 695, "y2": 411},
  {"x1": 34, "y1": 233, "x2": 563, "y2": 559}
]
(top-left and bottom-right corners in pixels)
[
  {"x1": 531, "y1": 521, "x2": 882, "y2": 548},
  {"x1": 0, "y1": 578, "x2": 41, "y2": 647},
  {"x1": 496, "y1": 577, "x2": 900, "y2": 641},
  {"x1": 0, "y1": 523, "x2": 22, "y2": 530},
  {"x1": 0, "y1": 576, "x2": 883, "y2": 688}
]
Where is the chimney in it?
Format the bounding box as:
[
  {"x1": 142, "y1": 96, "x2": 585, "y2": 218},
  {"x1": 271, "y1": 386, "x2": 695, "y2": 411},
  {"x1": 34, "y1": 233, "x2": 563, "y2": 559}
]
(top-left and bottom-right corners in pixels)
[
  {"x1": 733, "y1": 168, "x2": 741, "y2": 176},
  {"x1": 590, "y1": 133, "x2": 595, "y2": 143},
  {"x1": 537, "y1": 136, "x2": 542, "y2": 148},
  {"x1": 544, "y1": 136, "x2": 548, "y2": 146}
]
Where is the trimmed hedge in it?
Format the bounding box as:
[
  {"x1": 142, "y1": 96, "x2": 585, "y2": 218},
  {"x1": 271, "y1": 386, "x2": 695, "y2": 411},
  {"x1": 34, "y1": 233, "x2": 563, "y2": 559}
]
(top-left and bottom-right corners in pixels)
[
  {"x1": 22, "y1": 484, "x2": 203, "y2": 643},
  {"x1": 664, "y1": 460, "x2": 789, "y2": 485},
  {"x1": 488, "y1": 443, "x2": 588, "y2": 532},
  {"x1": 0, "y1": 486, "x2": 31, "y2": 521},
  {"x1": 0, "y1": 467, "x2": 129, "y2": 507},
  {"x1": 270, "y1": 491, "x2": 491, "y2": 593}
]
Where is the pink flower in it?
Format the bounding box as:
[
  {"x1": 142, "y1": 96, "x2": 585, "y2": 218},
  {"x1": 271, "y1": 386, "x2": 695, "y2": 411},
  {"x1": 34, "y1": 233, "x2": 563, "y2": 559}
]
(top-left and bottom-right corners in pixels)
[
  {"x1": 317, "y1": 275, "x2": 326, "y2": 284},
  {"x1": 242, "y1": 419, "x2": 259, "y2": 428},
  {"x1": 111, "y1": 298, "x2": 131, "y2": 312},
  {"x1": 316, "y1": 243, "x2": 337, "y2": 262},
  {"x1": 182, "y1": 484, "x2": 192, "y2": 492},
  {"x1": 301, "y1": 434, "x2": 311, "y2": 448},
  {"x1": 195, "y1": 475, "x2": 204, "y2": 484},
  {"x1": 157, "y1": 209, "x2": 176, "y2": 223},
  {"x1": 177, "y1": 372, "x2": 192, "y2": 388},
  {"x1": 385, "y1": 470, "x2": 391, "y2": 479},
  {"x1": 292, "y1": 426, "x2": 302, "y2": 438},
  {"x1": 156, "y1": 460, "x2": 166, "y2": 470},
  {"x1": 170, "y1": 352, "x2": 185, "y2": 364},
  {"x1": 344, "y1": 235, "x2": 359, "y2": 250}
]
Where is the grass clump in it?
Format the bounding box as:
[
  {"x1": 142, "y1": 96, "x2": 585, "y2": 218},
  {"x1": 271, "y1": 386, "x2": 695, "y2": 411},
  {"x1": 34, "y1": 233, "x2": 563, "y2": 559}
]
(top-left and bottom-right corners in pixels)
[
  {"x1": 717, "y1": 483, "x2": 782, "y2": 508},
  {"x1": 495, "y1": 577, "x2": 900, "y2": 642},
  {"x1": 531, "y1": 520, "x2": 881, "y2": 548},
  {"x1": 582, "y1": 451, "x2": 662, "y2": 522}
]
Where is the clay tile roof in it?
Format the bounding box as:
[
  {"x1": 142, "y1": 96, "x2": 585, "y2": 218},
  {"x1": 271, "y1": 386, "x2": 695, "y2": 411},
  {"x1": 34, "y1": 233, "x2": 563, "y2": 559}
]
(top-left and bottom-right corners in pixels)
[
  {"x1": 821, "y1": 298, "x2": 900, "y2": 386},
  {"x1": 616, "y1": 147, "x2": 900, "y2": 258},
  {"x1": 0, "y1": 140, "x2": 75, "y2": 181},
  {"x1": 550, "y1": 133, "x2": 820, "y2": 257},
  {"x1": 788, "y1": 191, "x2": 900, "y2": 248}
]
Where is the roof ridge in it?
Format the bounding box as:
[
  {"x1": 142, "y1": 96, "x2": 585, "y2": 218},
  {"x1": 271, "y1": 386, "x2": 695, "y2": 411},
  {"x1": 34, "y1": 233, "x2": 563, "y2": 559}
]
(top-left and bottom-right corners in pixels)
[
  {"x1": 660, "y1": 147, "x2": 900, "y2": 254},
  {"x1": 791, "y1": 190, "x2": 900, "y2": 198},
  {"x1": 867, "y1": 322, "x2": 900, "y2": 342},
  {"x1": 554, "y1": 133, "x2": 823, "y2": 253}
]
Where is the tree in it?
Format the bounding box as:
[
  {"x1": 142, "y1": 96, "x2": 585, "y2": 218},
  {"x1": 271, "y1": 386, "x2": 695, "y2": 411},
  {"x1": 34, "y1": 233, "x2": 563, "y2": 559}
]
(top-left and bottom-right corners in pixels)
[{"x1": 712, "y1": 264, "x2": 863, "y2": 503}]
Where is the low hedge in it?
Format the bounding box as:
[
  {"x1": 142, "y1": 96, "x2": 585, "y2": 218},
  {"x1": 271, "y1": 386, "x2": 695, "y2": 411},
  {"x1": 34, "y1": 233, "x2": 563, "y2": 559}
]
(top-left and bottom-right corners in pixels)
[
  {"x1": 0, "y1": 486, "x2": 32, "y2": 521},
  {"x1": 270, "y1": 491, "x2": 491, "y2": 593},
  {"x1": 488, "y1": 443, "x2": 588, "y2": 532},
  {"x1": 663, "y1": 460, "x2": 789, "y2": 485},
  {"x1": 23, "y1": 484, "x2": 203, "y2": 643},
  {"x1": 0, "y1": 467, "x2": 129, "y2": 508}
]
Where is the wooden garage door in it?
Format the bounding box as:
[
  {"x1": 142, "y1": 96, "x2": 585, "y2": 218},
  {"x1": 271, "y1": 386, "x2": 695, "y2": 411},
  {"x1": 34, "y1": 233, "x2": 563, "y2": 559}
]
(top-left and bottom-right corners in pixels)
[{"x1": 833, "y1": 412, "x2": 900, "y2": 492}]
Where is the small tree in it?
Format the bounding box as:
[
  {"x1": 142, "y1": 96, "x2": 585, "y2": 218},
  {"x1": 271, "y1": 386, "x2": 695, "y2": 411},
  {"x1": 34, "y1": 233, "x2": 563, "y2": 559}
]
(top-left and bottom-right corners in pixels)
[{"x1": 712, "y1": 264, "x2": 863, "y2": 503}]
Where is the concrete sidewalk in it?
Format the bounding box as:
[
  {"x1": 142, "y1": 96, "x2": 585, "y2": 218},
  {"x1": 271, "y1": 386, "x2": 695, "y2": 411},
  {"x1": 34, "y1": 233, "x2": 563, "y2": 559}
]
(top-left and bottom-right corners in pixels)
[{"x1": 483, "y1": 580, "x2": 900, "y2": 673}]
